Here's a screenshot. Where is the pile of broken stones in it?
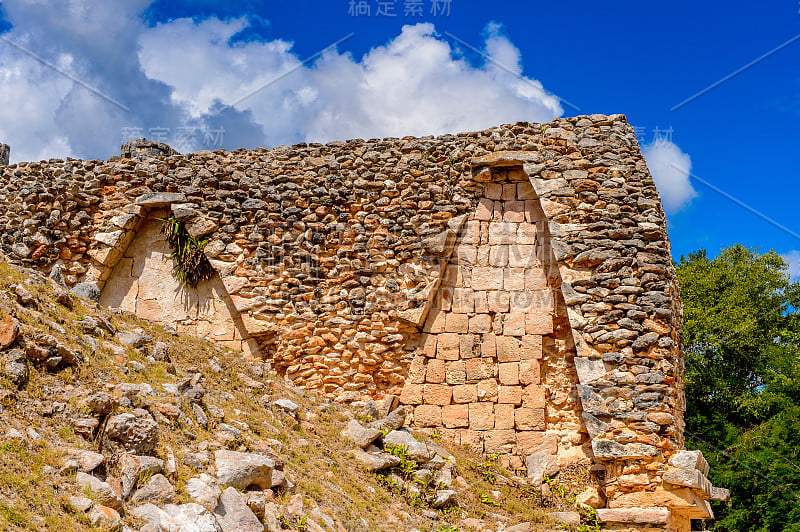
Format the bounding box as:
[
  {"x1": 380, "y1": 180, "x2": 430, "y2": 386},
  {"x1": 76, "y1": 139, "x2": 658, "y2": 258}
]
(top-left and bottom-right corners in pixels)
[{"x1": 341, "y1": 397, "x2": 458, "y2": 511}]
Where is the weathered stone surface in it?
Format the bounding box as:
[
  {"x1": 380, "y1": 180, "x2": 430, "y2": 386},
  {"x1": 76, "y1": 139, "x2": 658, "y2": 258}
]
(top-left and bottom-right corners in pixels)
[
  {"x1": 118, "y1": 454, "x2": 164, "y2": 499},
  {"x1": 368, "y1": 406, "x2": 406, "y2": 433},
  {"x1": 214, "y1": 450, "x2": 274, "y2": 490},
  {"x1": 133, "y1": 503, "x2": 221, "y2": 532},
  {"x1": 213, "y1": 487, "x2": 264, "y2": 532},
  {"x1": 591, "y1": 439, "x2": 660, "y2": 460},
  {"x1": 2, "y1": 349, "x2": 27, "y2": 386},
  {"x1": 353, "y1": 450, "x2": 401, "y2": 472},
  {"x1": 341, "y1": 420, "x2": 381, "y2": 449},
  {"x1": 431, "y1": 489, "x2": 457, "y2": 508},
  {"x1": 596, "y1": 507, "x2": 670, "y2": 524},
  {"x1": 135, "y1": 192, "x2": 187, "y2": 207},
  {"x1": 130, "y1": 473, "x2": 175, "y2": 505},
  {"x1": 75, "y1": 472, "x2": 122, "y2": 511},
  {"x1": 70, "y1": 282, "x2": 100, "y2": 302},
  {"x1": 105, "y1": 413, "x2": 159, "y2": 454},
  {"x1": 0, "y1": 114, "x2": 712, "y2": 525},
  {"x1": 187, "y1": 475, "x2": 222, "y2": 511},
  {"x1": 87, "y1": 504, "x2": 121, "y2": 531},
  {"x1": 0, "y1": 315, "x2": 20, "y2": 349}
]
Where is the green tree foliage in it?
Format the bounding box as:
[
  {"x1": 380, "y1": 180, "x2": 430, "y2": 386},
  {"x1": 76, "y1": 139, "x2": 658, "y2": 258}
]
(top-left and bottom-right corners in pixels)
[{"x1": 676, "y1": 245, "x2": 800, "y2": 531}]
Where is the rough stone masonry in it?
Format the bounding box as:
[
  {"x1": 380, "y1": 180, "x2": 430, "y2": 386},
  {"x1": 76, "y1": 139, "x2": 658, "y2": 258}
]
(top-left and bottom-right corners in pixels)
[{"x1": 0, "y1": 114, "x2": 728, "y2": 531}]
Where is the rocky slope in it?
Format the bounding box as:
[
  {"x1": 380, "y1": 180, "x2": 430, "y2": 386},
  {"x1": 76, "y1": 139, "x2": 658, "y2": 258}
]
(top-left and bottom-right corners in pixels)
[{"x1": 0, "y1": 256, "x2": 600, "y2": 531}]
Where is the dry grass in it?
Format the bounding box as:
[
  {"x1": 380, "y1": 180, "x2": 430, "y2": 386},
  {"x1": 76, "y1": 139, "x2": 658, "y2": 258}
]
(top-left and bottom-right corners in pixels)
[{"x1": 0, "y1": 259, "x2": 599, "y2": 531}]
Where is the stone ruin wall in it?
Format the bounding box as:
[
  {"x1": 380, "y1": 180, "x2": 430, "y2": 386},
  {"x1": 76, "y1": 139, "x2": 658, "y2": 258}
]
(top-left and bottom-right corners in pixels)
[{"x1": 0, "y1": 115, "x2": 726, "y2": 530}]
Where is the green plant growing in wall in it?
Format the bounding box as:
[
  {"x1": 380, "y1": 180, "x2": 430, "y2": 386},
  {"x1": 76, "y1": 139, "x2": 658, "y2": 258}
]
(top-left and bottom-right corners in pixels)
[{"x1": 159, "y1": 216, "x2": 214, "y2": 288}]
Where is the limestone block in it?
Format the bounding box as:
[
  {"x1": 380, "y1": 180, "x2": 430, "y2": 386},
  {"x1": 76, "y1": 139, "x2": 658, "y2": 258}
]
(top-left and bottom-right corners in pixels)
[
  {"x1": 503, "y1": 312, "x2": 526, "y2": 336},
  {"x1": 498, "y1": 362, "x2": 520, "y2": 385},
  {"x1": 496, "y1": 336, "x2": 521, "y2": 362},
  {"x1": 504, "y1": 268, "x2": 525, "y2": 291},
  {"x1": 488, "y1": 245, "x2": 508, "y2": 267},
  {"x1": 519, "y1": 360, "x2": 540, "y2": 385},
  {"x1": 508, "y1": 244, "x2": 536, "y2": 269},
  {"x1": 472, "y1": 267, "x2": 503, "y2": 290},
  {"x1": 473, "y1": 290, "x2": 488, "y2": 313},
  {"x1": 455, "y1": 245, "x2": 477, "y2": 265},
  {"x1": 423, "y1": 384, "x2": 452, "y2": 406},
  {"x1": 414, "y1": 405, "x2": 442, "y2": 427},
  {"x1": 420, "y1": 334, "x2": 437, "y2": 356},
  {"x1": 135, "y1": 192, "x2": 186, "y2": 207},
  {"x1": 595, "y1": 508, "x2": 669, "y2": 525},
  {"x1": 407, "y1": 357, "x2": 426, "y2": 383},
  {"x1": 452, "y1": 384, "x2": 477, "y2": 404},
  {"x1": 484, "y1": 429, "x2": 516, "y2": 454},
  {"x1": 498, "y1": 386, "x2": 522, "y2": 405},
  {"x1": 522, "y1": 384, "x2": 546, "y2": 408},
  {"x1": 465, "y1": 358, "x2": 493, "y2": 381},
  {"x1": 457, "y1": 429, "x2": 483, "y2": 450},
  {"x1": 525, "y1": 269, "x2": 548, "y2": 291},
  {"x1": 477, "y1": 379, "x2": 499, "y2": 402},
  {"x1": 445, "y1": 360, "x2": 466, "y2": 385},
  {"x1": 515, "y1": 408, "x2": 545, "y2": 430},
  {"x1": 517, "y1": 182, "x2": 536, "y2": 200},
  {"x1": 459, "y1": 334, "x2": 480, "y2": 359},
  {"x1": 488, "y1": 222, "x2": 517, "y2": 244},
  {"x1": 451, "y1": 289, "x2": 474, "y2": 314},
  {"x1": 444, "y1": 313, "x2": 469, "y2": 333},
  {"x1": 425, "y1": 359, "x2": 445, "y2": 383},
  {"x1": 436, "y1": 333, "x2": 459, "y2": 360},
  {"x1": 503, "y1": 201, "x2": 525, "y2": 222},
  {"x1": 423, "y1": 310, "x2": 446, "y2": 333},
  {"x1": 521, "y1": 335, "x2": 543, "y2": 359},
  {"x1": 468, "y1": 402, "x2": 494, "y2": 430},
  {"x1": 526, "y1": 312, "x2": 553, "y2": 335},
  {"x1": 400, "y1": 383, "x2": 423, "y2": 405},
  {"x1": 485, "y1": 183, "x2": 502, "y2": 200},
  {"x1": 487, "y1": 290, "x2": 510, "y2": 312},
  {"x1": 468, "y1": 314, "x2": 491, "y2": 334},
  {"x1": 517, "y1": 431, "x2": 558, "y2": 455},
  {"x1": 475, "y1": 198, "x2": 493, "y2": 220},
  {"x1": 494, "y1": 404, "x2": 515, "y2": 429},
  {"x1": 442, "y1": 404, "x2": 469, "y2": 428},
  {"x1": 481, "y1": 334, "x2": 496, "y2": 358}
]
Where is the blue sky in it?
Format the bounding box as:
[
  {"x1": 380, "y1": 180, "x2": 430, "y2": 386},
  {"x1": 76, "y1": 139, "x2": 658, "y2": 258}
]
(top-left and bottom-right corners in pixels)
[{"x1": 1, "y1": 0, "x2": 799, "y2": 269}]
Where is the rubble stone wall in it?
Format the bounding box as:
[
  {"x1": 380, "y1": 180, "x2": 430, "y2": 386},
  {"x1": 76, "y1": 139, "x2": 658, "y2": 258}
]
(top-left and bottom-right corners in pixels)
[{"x1": 0, "y1": 115, "x2": 724, "y2": 529}]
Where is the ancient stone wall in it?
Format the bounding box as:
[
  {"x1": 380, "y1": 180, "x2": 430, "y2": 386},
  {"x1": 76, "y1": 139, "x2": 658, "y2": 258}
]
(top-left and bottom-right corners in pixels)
[{"x1": 0, "y1": 115, "x2": 726, "y2": 530}]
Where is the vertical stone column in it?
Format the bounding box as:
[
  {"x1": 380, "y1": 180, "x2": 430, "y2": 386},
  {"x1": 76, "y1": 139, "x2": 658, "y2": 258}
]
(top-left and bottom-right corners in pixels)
[{"x1": 0, "y1": 144, "x2": 9, "y2": 166}]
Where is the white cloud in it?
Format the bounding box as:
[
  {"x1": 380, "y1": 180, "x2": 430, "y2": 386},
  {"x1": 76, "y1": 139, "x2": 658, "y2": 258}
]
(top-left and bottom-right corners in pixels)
[
  {"x1": 782, "y1": 250, "x2": 800, "y2": 280},
  {"x1": 642, "y1": 139, "x2": 697, "y2": 213},
  {"x1": 0, "y1": 2, "x2": 563, "y2": 162}
]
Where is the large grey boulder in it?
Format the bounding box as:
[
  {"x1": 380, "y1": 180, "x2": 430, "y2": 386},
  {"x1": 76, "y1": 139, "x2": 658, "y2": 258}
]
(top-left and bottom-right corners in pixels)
[
  {"x1": 186, "y1": 474, "x2": 222, "y2": 511},
  {"x1": 70, "y1": 282, "x2": 101, "y2": 302},
  {"x1": 341, "y1": 420, "x2": 381, "y2": 449},
  {"x1": 133, "y1": 503, "x2": 221, "y2": 531},
  {"x1": 105, "y1": 413, "x2": 159, "y2": 455},
  {"x1": 213, "y1": 487, "x2": 264, "y2": 532},
  {"x1": 352, "y1": 450, "x2": 400, "y2": 472},
  {"x1": 214, "y1": 450, "x2": 274, "y2": 490},
  {"x1": 118, "y1": 454, "x2": 164, "y2": 499},
  {"x1": 130, "y1": 473, "x2": 175, "y2": 505},
  {"x1": 368, "y1": 406, "x2": 406, "y2": 433},
  {"x1": 75, "y1": 472, "x2": 122, "y2": 511}
]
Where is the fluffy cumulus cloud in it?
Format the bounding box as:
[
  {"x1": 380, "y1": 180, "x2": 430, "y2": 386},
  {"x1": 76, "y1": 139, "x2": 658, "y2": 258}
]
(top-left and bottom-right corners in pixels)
[
  {"x1": 0, "y1": 1, "x2": 563, "y2": 163},
  {"x1": 642, "y1": 139, "x2": 697, "y2": 213}
]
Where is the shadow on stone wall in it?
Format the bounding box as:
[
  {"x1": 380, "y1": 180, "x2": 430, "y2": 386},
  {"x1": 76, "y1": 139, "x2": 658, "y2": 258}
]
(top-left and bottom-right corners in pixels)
[{"x1": 99, "y1": 212, "x2": 257, "y2": 356}]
